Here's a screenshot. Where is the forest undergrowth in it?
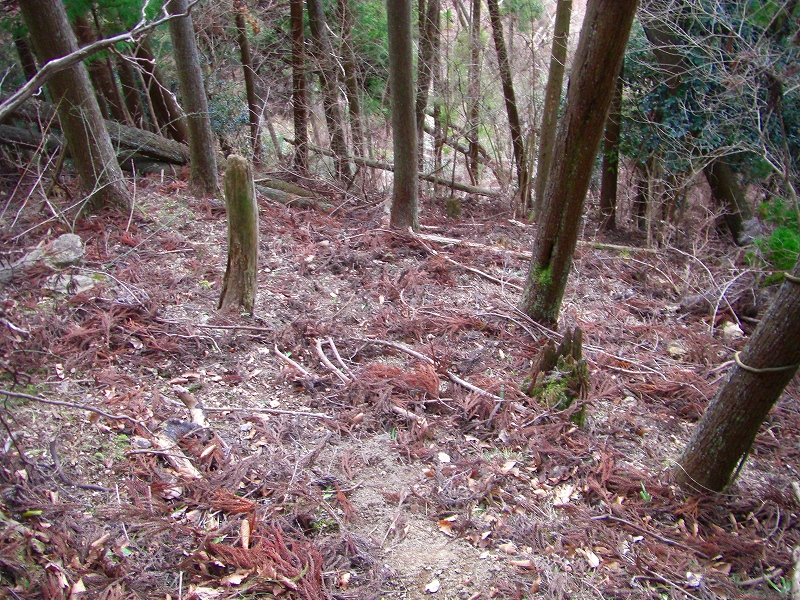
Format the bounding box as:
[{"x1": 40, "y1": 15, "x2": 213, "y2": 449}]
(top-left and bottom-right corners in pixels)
[{"x1": 0, "y1": 167, "x2": 798, "y2": 599}]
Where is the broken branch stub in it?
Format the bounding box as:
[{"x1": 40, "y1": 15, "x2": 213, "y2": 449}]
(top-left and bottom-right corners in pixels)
[{"x1": 219, "y1": 155, "x2": 259, "y2": 314}]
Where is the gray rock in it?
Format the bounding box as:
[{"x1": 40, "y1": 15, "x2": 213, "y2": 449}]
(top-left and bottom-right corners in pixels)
[{"x1": 42, "y1": 233, "x2": 84, "y2": 268}]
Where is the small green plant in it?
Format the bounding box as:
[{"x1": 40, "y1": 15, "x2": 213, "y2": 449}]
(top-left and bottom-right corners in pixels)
[{"x1": 639, "y1": 482, "x2": 652, "y2": 502}]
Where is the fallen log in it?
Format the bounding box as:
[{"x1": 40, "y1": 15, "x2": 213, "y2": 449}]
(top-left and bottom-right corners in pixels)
[
  {"x1": 284, "y1": 138, "x2": 498, "y2": 197},
  {"x1": 7, "y1": 101, "x2": 189, "y2": 164}
]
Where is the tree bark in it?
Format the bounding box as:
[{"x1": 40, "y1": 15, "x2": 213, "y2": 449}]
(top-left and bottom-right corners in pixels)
[
  {"x1": 703, "y1": 159, "x2": 752, "y2": 245},
  {"x1": 116, "y1": 54, "x2": 149, "y2": 130},
  {"x1": 14, "y1": 34, "x2": 38, "y2": 82},
  {"x1": 534, "y1": 0, "x2": 571, "y2": 218},
  {"x1": 135, "y1": 39, "x2": 190, "y2": 144},
  {"x1": 234, "y1": 1, "x2": 263, "y2": 164},
  {"x1": 307, "y1": 0, "x2": 353, "y2": 180},
  {"x1": 466, "y1": 0, "x2": 482, "y2": 185},
  {"x1": 290, "y1": 0, "x2": 308, "y2": 173},
  {"x1": 387, "y1": 0, "x2": 419, "y2": 230},
  {"x1": 19, "y1": 0, "x2": 131, "y2": 213},
  {"x1": 487, "y1": 0, "x2": 529, "y2": 209},
  {"x1": 73, "y1": 15, "x2": 132, "y2": 126},
  {"x1": 677, "y1": 258, "x2": 800, "y2": 492},
  {"x1": 338, "y1": 0, "x2": 365, "y2": 159},
  {"x1": 520, "y1": 0, "x2": 639, "y2": 326},
  {"x1": 219, "y1": 156, "x2": 259, "y2": 315},
  {"x1": 167, "y1": 0, "x2": 219, "y2": 196},
  {"x1": 600, "y1": 63, "x2": 624, "y2": 231},
  {"x1": 415, "y1": 0, "x2": 440, "y2": 170}
]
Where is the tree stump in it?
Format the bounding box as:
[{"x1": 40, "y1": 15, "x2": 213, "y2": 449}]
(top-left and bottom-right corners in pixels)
[
  {"x1": 219, "y1": 155, "x2": 258, "y2": 314},
  {"x1": 524, "y1": 327, "x2": 589, "y2": 425}
]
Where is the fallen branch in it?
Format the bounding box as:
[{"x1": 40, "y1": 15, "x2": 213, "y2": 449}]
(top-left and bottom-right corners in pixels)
[
  {"x1": 202, "y1": 406, "x2": 334, "y2": 420},
  {"x1": 285, "y1": 139, "x2": 497, "y2": 197},
  {"x1": 314, "y1": 338, "x2": 351, "y2": 384},
  {"x1": 274, "y1": 346, "x2": 313, "y2": 378},
  {"x1": 0, "y1": 388, "x2": 151, "y2": 435}
]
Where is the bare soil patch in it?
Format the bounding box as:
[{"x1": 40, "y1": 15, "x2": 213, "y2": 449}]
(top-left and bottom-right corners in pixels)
[{"x1": 1, "y1": 170, "x2": 798, "y2": 599}]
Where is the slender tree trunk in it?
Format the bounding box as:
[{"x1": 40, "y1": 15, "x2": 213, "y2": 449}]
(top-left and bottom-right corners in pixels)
[
  {"x1": 234, "y1": 1, "x2": 263, "y2": 164},
  {"x1": 338, "y1": 0, "x2": 365, "y2": 158},
  {"x1": 387, "y1": 0, "x2": 419, "y2": 230},
  {"x1": 14, "y1": 34, "x2": 38, "y2": 82},
  {"x1": 466, "y1": 0, "x2": 482, "y2": 185},
  {"x1": 135, "y1": 39, "x2": 190, "y2": 144},
  {"x1": 219, "y1": 156, "x2": 259, "y2": 315},
  {"x1": 73, "y1": 15, "x2": 132, "y2": 126},
  {"x1": 704, "y1": 159, "x2": 751, "y2": 245},
  {"x1": 308, "y1": 0, "x2": 353, "y2": 180},
  {"x1": 534, "y1": 0, "x2": 571, "y2": 217},
  {"x1": 116, "y1": 55, "x2": 149, "y2": 131},
  {"x1": 290, "y1": 0, "x2": 308, "y2": 173},
  {"x1": 520, "y1": 0, "x2": 639, "y2": 326},
  {"x1": 487, "y1": 0, "x2": 529, "y2": 209},
  {"x1": 19, "y1": 0, "x2": 131, "y2": 212},
  {"x1": 167, "y1": 0, "x2": 219, "y2": 196},
  {"x1": 600, "y1": 63, "x2": 624, "y2": 231},
  {"x1": 416, "y1": 0, "x2": 440, "y2": 170},
  {"x1": 677, "y1": 258, "x2": 800, "y2": 492}
]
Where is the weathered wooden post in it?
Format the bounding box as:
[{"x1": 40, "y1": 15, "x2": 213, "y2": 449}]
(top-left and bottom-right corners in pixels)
[{"x1": 219, "y1": 155, "x2": 258, "y2": 314}]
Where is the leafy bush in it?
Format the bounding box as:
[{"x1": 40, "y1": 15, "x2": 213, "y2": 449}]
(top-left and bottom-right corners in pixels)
[{"x1": 755, "y1": 198, "x2": 800, "y2": 271}]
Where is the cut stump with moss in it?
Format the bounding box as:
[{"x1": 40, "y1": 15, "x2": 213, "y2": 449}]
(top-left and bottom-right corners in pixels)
[
  {"x1": 219, "y1": 155, "x2": 258, "y2": 315},
  {"x1": 524, "y1": 327, "x2": 589, "y2": 425}
]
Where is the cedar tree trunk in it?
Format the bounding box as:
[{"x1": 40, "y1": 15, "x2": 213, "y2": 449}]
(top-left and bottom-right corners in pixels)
[
  {"x1": 116, "y1": 54, "x2": 148, "y2": 130},
  {"x1": 704, "y1": 159, "x2": 752, "y2": 245},
  {"x1": 677, "y1": 258, "x2": 800, "y2": 491},
  {"x1": 167, "y1": 0, "x2": 219, "y2": 196},
  {"x1": 135, "y1": 39, "x2": 190, "y2": 144},
  {"x1": 415, "y1": 0, "x2": 440, "y2": 169},
  {"x1": 466, "y1": 0, "x2": 482, "y2": 184},
  {"x1": 387, "y1": 0, "x2": 419, "y2": 231},
  {"x1": 234, "y1": 1, "x2": 263, "y2": 164},
  {"x1": 487, "y1": 0, "x2": 529, "y2": 209},
  {"x1": 534, "y1": 0, "x2": 571, "y2": 217},
  {"x1": 600, "y1": 63, "x2": 624, "y2": 231},
  {"x1": 338, "y1": 0, "x2": 365, "y2": 158},
  {"x1": 290, "y1": 0, "x2": 308, "y2": 172},
  {"x1": 520, "y1": 0, "x2": 639, "y2": 326},
  {"x1": 219, "y1": 156, "x2": 259, "y2": 315},
  {"x1": 307, "y1": 0, "x2": 353, "y2": 180},
  {"x1": 19, "y1": 0, "x2": 131, "y2": 212},
  {"x1": 14, "y1": 34, "x2": 38, "y2": 82}
]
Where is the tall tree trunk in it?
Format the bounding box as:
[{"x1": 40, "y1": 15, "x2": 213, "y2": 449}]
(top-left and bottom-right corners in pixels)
[
  {"x1": 704, "y1": 159, "x2": 752, "y2": 245},
  {"x1": 135, "y1": 40, "x2": 190, "y2": 144},
  {"x1": 338, "y1": 0, "x2": 365, "y2": 159},
  {"x1": 73, "y1": 15, "x2": 132, "y2": 126},
  {"x1": 387, "y1": 0, "x2": 419, "y2": 230},
  {"x1": 487, "y1": 0, "x2": 529, "y2": 210},
  {"x1": 307, "y1": 0, "x2": 353, "y2": 180},
  {"x1": 116, "y1": 55, "x2": 149, "y2": 131},
  {"x1": 14, "y1": 33, "x2": 38, "y2": 82},
  {"x1": 415, "y1": 0, "x2": 440, "y2": 170},
  {"x1": 677, "y1": 258, "x2": 800, "y2": 492},
  {"x1": 166, "y1": 0, "x2": 219, "y2": 196},
  {"x1": 533, "y1": 0, "x2": 571, "y2": 218},
  {"x1": 520, "y1": 0, "x2": 639, "y2": 326},
  {"x1": 466, "y1": 0, "x2": 482, "y2": 185},
  {"x1": 19, "y1": 0, "x2": 131, "y2": 212},
  {"x1": 290, "y1": 0, "x2": 308, "y2": 173},
  {"x1": 234, "y1": 1, "x2": 263, "y2": 164},
  {"x1": 600, "y1": 63, "x2": 624, "y2": 231}
]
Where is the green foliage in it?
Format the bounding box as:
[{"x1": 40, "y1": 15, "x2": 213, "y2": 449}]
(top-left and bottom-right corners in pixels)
[
  {"x1": 501, "y1": 0, "x2": 544, "y2": 31},
  {"x1": 753, "y1": 197, "x2": 800, "y2": 271}
]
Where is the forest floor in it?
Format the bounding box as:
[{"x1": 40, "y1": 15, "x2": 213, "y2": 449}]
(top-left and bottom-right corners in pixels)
[{"x1": 0, "y1": 166, "x2": 799, "y2": 600}]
